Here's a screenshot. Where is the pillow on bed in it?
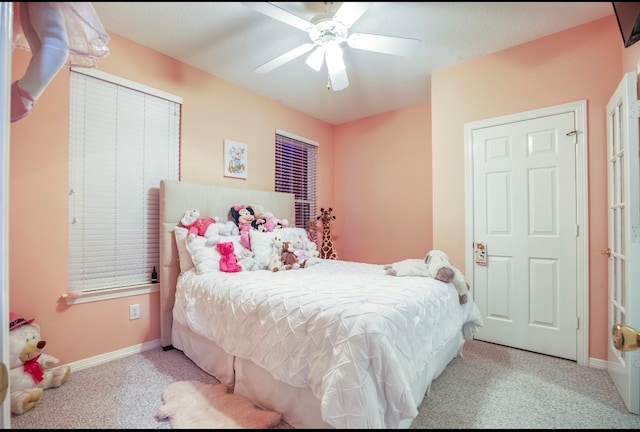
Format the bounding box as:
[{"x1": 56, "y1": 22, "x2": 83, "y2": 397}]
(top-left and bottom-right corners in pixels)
[
  {"x1": 174, "y1": 226, "x2": 195, "y2": 273},
  {"x1": 250, "y1": 227, "x2": 308, "y2": 270},
  {"x1": 186, "y1": 234, "x2": 247, "y2": 274}
]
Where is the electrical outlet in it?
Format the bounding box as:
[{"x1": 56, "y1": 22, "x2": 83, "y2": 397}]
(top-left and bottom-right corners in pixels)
[{"x1": 129, "y1": 304, "x2": 140, "y2": 320}]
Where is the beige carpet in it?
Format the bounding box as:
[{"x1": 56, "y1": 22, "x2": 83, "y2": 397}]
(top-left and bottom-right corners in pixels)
[
  {"x1": 9, "y1": 340, "x2": 640, "y2": 429},
  {"x1": 156, "y1": 380, "x2": 282, "y2": 429}
]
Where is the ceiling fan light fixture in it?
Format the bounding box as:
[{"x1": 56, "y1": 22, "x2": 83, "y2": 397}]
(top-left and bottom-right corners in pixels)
[
  {"x1": 306, "y1": 46, "x2": 325, "y2": 71},
  {"x1": 325, "y1": 43, "x2": 348, "y2": 91},
  {"x1": 309, "y1": 19, "x2": 347, "y2": 46},
  {"x1": 325, "y1": 43, "x2": 345, "y2": 74}
]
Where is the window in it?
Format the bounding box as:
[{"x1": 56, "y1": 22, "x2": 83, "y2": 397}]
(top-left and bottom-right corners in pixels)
[
  {"x1": 275, "y1": 129, "x2": 317, "y2": 228},
  {"x1": 68, "y1": 68, "x2": 181, "y2": 303}
]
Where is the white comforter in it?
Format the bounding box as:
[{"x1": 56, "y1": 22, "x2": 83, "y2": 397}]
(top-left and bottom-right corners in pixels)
[{"x1": 173, "y1": 259, "x2": 483, "y2": 428}]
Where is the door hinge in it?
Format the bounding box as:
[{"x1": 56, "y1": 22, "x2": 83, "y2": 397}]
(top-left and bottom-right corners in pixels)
[
  {"x1": 631, "y1": 100, "x2": 640, "y2": 119},
  {"x1": 576, "y1": 316, "x2": 579, "y2": 330},
  {"x1": 576, "y1": 224, "x2": 579, "y2": 237}
]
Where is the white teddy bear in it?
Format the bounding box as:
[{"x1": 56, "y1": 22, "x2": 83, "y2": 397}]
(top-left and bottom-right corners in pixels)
[
  {"x1": 180, "y1": 209, "x2": 221, "y2": 245},
  {"x1": 384, "y1": 249, "x2": 470, "y2": 304},
  {"x1": 237, "y1": 248, "x2": 259, "y2": 271},
  {"x1": 9, "y1": 312, "x2": 71, "y2": 415},
  {"x1": 293, "y1": 236, "x2": 321, "y2": 268},
  {"x1": 180, "y1": 209, "x2": 238, "y2": 245}
]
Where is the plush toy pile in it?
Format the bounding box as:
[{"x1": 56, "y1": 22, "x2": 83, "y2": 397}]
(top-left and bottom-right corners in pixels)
[
  {"x1": 384, "y1": 249, "x2": 470, "y2": 304},
  {"x1": 265, "y1": 231, "x2": 321, "y2": 272},
  {"x1": 179, "y1": 204, "x2": 321, "y2": 273},
  {"x1": 9, "y1": 312, "x2": 71, "y2": 415}
]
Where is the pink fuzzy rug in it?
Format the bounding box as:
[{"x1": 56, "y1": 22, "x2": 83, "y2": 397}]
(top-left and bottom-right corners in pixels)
[{"x1": 157, "y1": 380, "x2": 282, "y2": 429}]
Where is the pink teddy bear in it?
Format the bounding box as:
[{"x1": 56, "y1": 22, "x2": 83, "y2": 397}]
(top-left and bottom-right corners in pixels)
[{"x1": 216, "y1": 241, "x2": 242, "y2": 273}]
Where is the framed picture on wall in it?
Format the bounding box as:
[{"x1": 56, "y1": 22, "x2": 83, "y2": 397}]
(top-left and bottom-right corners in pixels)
[{"x1": 224, "y1": 139, "x2": 248, "y2": 179}]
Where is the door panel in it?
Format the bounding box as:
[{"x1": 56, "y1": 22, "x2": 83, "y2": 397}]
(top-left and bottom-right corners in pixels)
[
  {"x1": 471, "y1": 111, "x2": 577, "y2": 361},
  {"x1": 606, "y1": 71, "x2": 640, "y2": 415}
]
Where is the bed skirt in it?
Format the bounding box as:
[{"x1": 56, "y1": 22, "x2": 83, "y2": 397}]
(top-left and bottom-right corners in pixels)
[{"x1": 171, "y1": 317, "x2": 468, "y2": 429}]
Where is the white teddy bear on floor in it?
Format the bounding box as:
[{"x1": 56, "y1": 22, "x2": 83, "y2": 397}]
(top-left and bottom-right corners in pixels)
[
  {"x1": 384, "y1": 249, "x2": 470, "y2": 304},
  {"x1": 9, "y1": 312, "x2": 71, "y2": 415}
]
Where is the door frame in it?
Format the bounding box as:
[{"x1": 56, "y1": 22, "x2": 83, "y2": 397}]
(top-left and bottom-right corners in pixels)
[
  {"x1": 463, "y1": 100, "x2": 589, "y2": 366},
  {"x1": 1, "y1": 1, "x2": 11, "y2": 427}
]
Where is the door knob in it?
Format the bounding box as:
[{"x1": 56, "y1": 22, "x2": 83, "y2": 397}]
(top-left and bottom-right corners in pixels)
[
  {"x1": 612, "y1": 323, "x2": 640, "y2": 351},
  {"x1": 601, "y1": 248, "x2": 611, "y2": 257}
]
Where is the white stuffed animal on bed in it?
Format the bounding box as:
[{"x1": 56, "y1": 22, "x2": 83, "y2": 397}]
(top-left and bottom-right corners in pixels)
[
  {"x1": 293, "y1": 236, "x2": 321, "y2": 268},
  {"x1": 180, "y1": 209, "x2": 222, "y2": 245},
  {"x1": 237, "y1": 248, "x2": 259, "y2": 271},
  {"x1": 384, "y1": 249, "x2": 470, "y2": 304}
]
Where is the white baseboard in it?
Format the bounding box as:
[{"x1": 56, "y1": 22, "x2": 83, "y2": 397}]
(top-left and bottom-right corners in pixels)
[
  {"x1": 589, "y1": 356, "x2": 608, "y2": 370},
  {"x1": 62, "y1": 340, "x2": 610, "y2": 375},
  {"x1": 64, "y1": 339, "x2": 162, "y2": 372}
]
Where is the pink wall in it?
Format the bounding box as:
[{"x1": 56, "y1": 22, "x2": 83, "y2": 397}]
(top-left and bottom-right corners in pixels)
[
  {"x1": 333, "y1": 103, "x2": 432, "y2": 264},
  {"x1": 431, "y1": 16, "x2": 621, "y2": 360},
  {"x1": 9, "y1": 34, "x2": 333, "y2": 364},
  {"x1": 9, "y1": 12, "x2": 633, "y2": 365}
]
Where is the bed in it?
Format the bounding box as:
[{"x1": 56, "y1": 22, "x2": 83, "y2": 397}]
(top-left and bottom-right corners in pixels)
[{"x1": 159, "y1": 179, "x2": 483, "y2": 429}]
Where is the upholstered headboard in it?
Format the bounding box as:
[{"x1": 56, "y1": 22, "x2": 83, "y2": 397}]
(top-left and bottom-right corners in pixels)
[{"x1": 159, "y1": 179, "x2": 295, "y2": 348}]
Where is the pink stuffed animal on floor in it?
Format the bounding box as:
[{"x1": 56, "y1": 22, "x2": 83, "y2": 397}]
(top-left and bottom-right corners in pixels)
[{"x1": 216, "y1": 241, "x2": 242, "y2": 273}]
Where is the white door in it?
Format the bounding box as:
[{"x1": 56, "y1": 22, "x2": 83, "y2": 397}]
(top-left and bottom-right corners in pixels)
[
  {"x1": 606, "y1": 71, "x2": 640, "y2": 415},
  {"x1": 465, "y1": 102, "x2": 587, "y2": 362},
  {"x1": 0, "y1": 2, "x2": 11, "y2": 427}
]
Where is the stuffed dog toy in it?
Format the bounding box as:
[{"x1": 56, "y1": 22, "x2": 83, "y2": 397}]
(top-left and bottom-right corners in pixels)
[{"x1": 384, "y1": 249, "x2": 470, "y2": 304}]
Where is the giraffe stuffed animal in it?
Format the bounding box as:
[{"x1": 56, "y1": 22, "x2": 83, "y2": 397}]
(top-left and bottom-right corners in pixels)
[{"x1": 317, "y1": 207, "x2": 338, "y2": 260}]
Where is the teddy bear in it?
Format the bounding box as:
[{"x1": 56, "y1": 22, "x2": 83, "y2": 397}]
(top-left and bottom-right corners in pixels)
[
  {"x1": 291, "y1": 234, "x2": 320, "y2": 268},
  {"x1": 237, "y1": 248, "x2": 259, "y2": 271},
  {"x1": 9, "y1": 312, "x2": 71, "y2": 415},
  {"x1": 300, "y1": 239, "x2": 321, "y2": 268},
  {"x1": 281, "y1": 241, "x2": 300, "y2": 270},
  {"x1": 216, "y1": 241, "x2": 242, "y2": 273},
  {"x1": 384, "y1": 249, "x2": 470, "y2": 304},
  {"x1": 180, "y1": 209, "x2": 222, "y2": 245},
  {"x1": 306, "y1": 220, "x2": 318, "y2": 244}
]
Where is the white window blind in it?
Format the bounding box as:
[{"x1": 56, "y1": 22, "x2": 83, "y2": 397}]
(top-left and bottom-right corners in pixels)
[
  {"x1": 68, "y1": 70, "x2": 180, "y2": 295},
  {"x1": 275, "y1": 131, "x2": 317, "y2": 228}
]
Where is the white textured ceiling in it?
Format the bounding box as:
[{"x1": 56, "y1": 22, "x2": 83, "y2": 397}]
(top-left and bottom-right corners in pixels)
[{"x1": 92, "y1": 2, "x2": 614, "y2": 125}]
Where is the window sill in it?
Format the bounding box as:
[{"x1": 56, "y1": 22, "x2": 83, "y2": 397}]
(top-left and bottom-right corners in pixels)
[{"x1": 63, "y1": 283, "x2": 160, "y2": 305}]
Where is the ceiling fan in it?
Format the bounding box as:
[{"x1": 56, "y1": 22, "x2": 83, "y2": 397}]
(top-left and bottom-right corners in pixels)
[{"x1": 241, "y1": 2, "x2": 422, "y2": 91}]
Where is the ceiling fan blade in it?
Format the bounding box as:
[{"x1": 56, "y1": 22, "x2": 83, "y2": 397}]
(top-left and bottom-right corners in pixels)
[
  {"x1": 333, "y1": 2, "x2": 372, "y2": 29},
  {"x1": 255, "y1": 43, "x2": 315, "y2": 74},
  {"x1": 306, "y1": 46, "x2": 325, "y2": 71},
  {"x1": 347, "y1": 33, "x2": 422, "y2": 57},
  {"x1": 241, "y1": 2, "x2": 312, "y2": 32},
  {"x1": 325, "y1": 44, "x2": 348, "y2": 91}
]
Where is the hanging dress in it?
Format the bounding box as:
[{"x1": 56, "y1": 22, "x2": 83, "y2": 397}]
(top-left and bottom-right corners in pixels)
[{"x1": 12, "y1": 2, "x2": 110, "y2": 68}]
